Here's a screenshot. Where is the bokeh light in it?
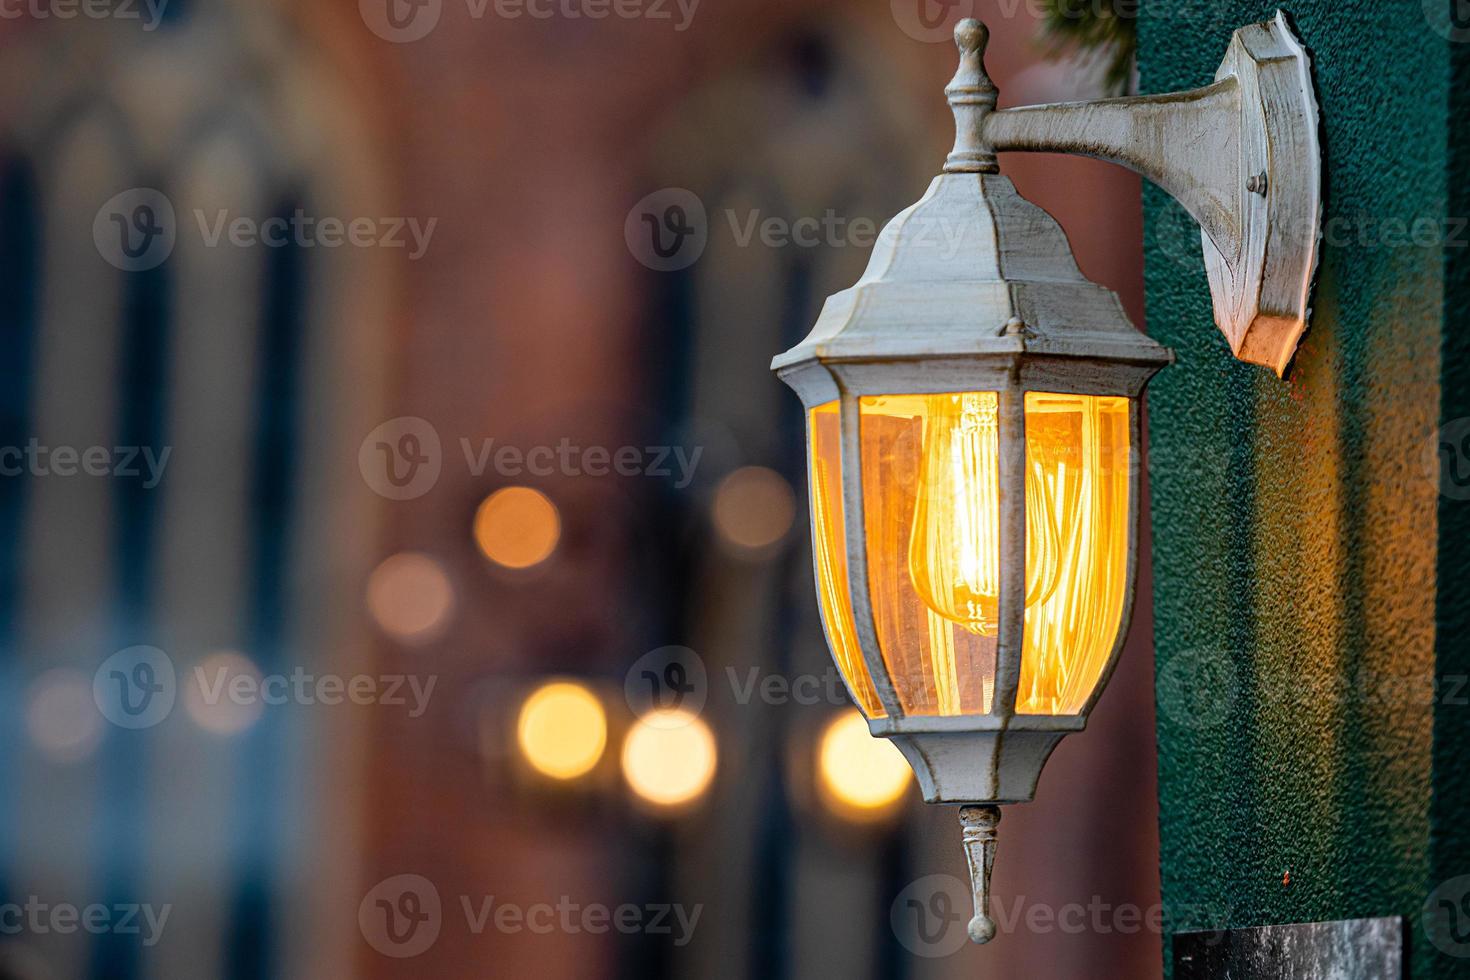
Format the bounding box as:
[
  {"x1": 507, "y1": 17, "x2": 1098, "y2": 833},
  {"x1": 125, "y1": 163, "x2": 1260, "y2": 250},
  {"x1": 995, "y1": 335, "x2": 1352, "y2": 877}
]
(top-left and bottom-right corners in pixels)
[
  {"x1": 26, "y1": 669, "x2": 102, "y2": 764},
  {"x1": 185, "y1": 651, "x2": 266, "y2": 736},
  {"x1": 516, "y1": 680, "x2": 607, "y2": 781},
  {"x1": 474, "y1": 487, "x2": 561, "y2": 569},
  {"x1": 817, "y1": 711, "x2": 911, "y2": 819},
  {"x1": 367, "y1": 551, "x2": 455, "y2": 643},
  {"x1": 713, "y1": 466, "x2": 795, "y2": 553},
  {"x1": 622, "y1": 709, "x2": 717, "y2": 809}
]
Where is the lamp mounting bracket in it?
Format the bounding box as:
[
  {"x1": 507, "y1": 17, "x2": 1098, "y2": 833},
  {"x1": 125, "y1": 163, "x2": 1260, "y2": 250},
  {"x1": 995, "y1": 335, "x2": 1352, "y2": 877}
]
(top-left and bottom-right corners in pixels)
[{"x1": 945, "y1": 13, "x2": 1322, "y2": 376}]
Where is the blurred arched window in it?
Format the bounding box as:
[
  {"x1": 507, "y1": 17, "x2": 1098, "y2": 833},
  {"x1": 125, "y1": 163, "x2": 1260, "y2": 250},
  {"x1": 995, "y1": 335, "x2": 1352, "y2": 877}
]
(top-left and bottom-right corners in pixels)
[{"x1": 0, "y1": 4, "x2": 392, "y2": 979}]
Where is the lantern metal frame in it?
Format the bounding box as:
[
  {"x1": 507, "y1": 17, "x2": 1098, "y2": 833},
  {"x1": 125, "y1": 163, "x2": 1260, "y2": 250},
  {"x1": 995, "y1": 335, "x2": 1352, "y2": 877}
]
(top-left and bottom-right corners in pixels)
[
  {"x1": 772, "y1": 13, "x2": 1321, "y2": 944},
  {"x1": 778, "y1": 338, "x2": 1159, "y2": 808}
]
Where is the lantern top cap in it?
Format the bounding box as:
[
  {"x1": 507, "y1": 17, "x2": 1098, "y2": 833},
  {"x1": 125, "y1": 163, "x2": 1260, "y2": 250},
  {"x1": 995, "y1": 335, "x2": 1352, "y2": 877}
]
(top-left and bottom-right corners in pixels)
[
  {"x1": 770, "y1": 170, "x2": 1172, "y2": 378},
  {"x1": 770, "y1": 13, "x2": 1172, "y2": 388}
]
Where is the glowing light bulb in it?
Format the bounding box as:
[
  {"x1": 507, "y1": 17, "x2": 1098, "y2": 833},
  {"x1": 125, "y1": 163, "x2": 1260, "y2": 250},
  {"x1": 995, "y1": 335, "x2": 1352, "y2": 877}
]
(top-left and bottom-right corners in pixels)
[
  {"x1": 906, "y1": 392, "x2": 1061, "y2": 635},
  {"x1": 475, "y1": 487, "x2": 560, "y2": 569},
  {"x1": 622, "y1": 709, "x2": 717, "y2": 809},
  {"x1": 817, "y1": 711, "x2": 911, "y2": 818},
  {"x1": 517, "y1": 681, "x2": 607, "y2": 781}
]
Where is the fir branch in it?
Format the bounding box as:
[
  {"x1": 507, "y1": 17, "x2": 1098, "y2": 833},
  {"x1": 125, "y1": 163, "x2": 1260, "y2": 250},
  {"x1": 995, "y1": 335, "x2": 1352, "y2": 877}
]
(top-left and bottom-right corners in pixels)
[{"x1": 1036, "y1": 0, "x2": 1139, "y2": 95}]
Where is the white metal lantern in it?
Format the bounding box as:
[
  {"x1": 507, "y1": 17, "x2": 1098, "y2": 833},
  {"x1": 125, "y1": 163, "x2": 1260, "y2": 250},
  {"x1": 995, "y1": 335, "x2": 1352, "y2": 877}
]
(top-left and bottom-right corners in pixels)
[{"x1": 772, "y1": 15, "x2": 1320, "y2": 943}]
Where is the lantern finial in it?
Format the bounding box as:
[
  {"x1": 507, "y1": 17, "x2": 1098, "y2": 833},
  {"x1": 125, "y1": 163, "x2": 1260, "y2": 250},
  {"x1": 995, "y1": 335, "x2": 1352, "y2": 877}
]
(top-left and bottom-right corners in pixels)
[
  {"x1": 959, "y1": 804, "x2": 1001, "y2": 944},
  {"x1": 944, "y1": 19, "x2": 999, "y2": 174}
]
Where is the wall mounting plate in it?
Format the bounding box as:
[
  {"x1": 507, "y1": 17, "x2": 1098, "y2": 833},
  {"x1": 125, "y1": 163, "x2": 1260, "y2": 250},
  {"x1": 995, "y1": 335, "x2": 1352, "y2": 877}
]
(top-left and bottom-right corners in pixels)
[{"x1": 1205, "y1": 13, "x2": 1322, "y2": 376}]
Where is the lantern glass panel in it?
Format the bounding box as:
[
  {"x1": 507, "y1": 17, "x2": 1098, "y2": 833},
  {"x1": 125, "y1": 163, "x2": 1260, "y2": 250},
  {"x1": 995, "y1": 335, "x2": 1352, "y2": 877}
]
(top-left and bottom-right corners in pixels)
[
  {"x1": 860, "y1": 393, "x2": 999, "y2": 717},
  {"x1": 1017, "y1": 392, "x2": 1131, "y2": 715},
  {"x1": 808, "y1": 402, "x2": 885, "y2": 717},
  {"x1": 807, "y1": 391, "x2": 1132, "y2": 720}
]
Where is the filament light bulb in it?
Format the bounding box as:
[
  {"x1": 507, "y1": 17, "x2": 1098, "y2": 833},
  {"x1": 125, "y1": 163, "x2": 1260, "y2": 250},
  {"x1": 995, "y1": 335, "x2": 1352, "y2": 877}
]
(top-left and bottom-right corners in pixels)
[{"x1": 907, "y1": 392, "x2": 1061, "y2": 635}]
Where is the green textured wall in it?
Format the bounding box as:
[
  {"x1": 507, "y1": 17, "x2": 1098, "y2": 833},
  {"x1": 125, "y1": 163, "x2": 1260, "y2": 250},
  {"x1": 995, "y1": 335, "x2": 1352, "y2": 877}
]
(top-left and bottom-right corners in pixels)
[{"x1": 1141, "y1": 3, "x2": 1466, "y2": 977}]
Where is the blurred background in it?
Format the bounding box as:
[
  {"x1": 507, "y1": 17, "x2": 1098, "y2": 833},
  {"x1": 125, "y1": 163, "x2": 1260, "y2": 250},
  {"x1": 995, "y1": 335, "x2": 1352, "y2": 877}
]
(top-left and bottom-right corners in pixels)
[{"x1": 0, "y1": 0, "x2": 1164, "y2": 977}]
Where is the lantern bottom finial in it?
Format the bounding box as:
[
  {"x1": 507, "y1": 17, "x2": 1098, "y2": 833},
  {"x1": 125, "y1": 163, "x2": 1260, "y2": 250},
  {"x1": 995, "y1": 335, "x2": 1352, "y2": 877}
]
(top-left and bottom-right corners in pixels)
[{"x1": 959, "y1": 804, "x2": 1001, "y2": 944}]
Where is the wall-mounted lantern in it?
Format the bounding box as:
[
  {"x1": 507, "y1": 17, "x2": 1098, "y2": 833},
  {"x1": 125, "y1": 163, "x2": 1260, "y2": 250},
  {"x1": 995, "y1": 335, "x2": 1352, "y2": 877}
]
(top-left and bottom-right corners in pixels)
[{"x1": 771, "y1": 14, "x2": 1320, "y2": 944}]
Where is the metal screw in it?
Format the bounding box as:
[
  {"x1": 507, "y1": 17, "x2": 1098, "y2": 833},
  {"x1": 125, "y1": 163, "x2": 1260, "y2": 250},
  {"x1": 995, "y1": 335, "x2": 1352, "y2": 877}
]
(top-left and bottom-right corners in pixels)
[{"x1": 1246, "y1": 173, "x2": 1268, "y2": 195}]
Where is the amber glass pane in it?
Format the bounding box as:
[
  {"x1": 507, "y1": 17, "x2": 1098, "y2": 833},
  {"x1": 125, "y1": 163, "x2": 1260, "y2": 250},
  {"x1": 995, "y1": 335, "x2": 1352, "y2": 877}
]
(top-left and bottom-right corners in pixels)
[
  {"x1": 807, "y1": 403, "x2": 884, "y2": 717},
  {"x1": 859, "y1": 394, "x2": 996, "y2": 716},
  {"x1": 1018, "y1": 393, "x2": 1131, "y2": 714}
]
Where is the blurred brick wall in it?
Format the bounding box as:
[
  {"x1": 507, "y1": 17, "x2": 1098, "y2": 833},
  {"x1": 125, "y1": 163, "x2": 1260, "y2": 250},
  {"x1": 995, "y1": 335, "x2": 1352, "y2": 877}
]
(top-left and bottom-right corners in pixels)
[{"x1": 340, "y1": 0, "x2": 1163, "y2": 977}]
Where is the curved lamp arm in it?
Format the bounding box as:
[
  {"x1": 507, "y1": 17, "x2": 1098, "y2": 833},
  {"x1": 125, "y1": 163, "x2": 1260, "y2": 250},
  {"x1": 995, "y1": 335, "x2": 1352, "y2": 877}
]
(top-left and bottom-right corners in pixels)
[
  {"x1": 944, "y1": 14, "x2": 1322, "y2": 376},
  {"x1": 984, "y1": 80, "x2": 1242, "y2": 263}
]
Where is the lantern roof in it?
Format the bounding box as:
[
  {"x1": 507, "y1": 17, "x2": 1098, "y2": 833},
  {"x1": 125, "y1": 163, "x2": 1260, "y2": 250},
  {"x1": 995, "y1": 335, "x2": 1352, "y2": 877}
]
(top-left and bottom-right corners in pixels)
[
  {"x1": 770, "y1": 170, "x2": 1173, "y2": 376},
  {"x1": 771, "y1": 17, "x2": 1172, "y2": 389}
]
